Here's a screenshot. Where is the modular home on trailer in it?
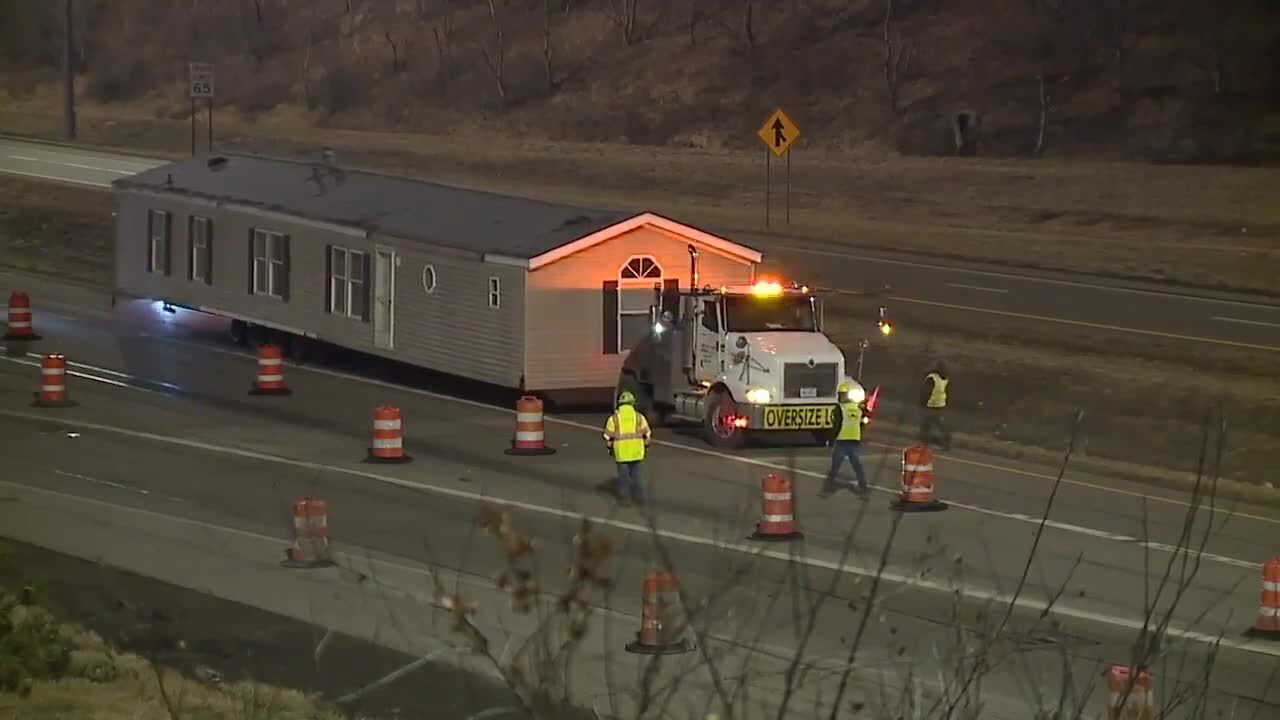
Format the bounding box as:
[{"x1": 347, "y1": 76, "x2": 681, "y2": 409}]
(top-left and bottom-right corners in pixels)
[{"x1": 111, "y1": 152, "x2": 762, "y2": 397}]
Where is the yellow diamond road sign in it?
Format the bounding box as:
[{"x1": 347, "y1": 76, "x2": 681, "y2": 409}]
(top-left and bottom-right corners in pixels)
[{"x1": 757, "y1": 108, "x2": 799, "y2": 158}]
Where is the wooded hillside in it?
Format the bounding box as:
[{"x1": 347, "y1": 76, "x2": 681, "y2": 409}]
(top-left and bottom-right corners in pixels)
[{"x1": 2, "y1": 0, "x2": 1278, "y2": 162}]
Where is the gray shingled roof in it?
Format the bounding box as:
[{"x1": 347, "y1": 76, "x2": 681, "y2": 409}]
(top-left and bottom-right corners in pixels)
[{"x1": 112, "y1": 152, "x2": 632, "y2": 260}]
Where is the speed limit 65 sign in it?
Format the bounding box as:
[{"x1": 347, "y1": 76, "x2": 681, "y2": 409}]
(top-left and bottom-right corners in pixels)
[{"x1": 189, "y1": 62, "x2": 214, "y2": 99}]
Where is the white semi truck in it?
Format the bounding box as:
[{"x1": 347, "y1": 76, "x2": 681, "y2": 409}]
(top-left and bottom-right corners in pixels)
[{"x1": 616, "y1": 246, "x2": 887, "y2": 448}]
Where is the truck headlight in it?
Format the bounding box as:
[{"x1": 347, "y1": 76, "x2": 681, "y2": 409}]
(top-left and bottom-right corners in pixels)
[{"x1": 745, "y1": 388, "x2": 772, "y2": 404}]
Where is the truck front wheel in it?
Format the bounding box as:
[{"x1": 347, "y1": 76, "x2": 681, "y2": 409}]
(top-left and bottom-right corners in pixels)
[{"x1": 703, "y1": 389, "x2": 747, "y2": 449}]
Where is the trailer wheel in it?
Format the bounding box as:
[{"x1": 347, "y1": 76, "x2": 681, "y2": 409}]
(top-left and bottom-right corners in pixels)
[
  {"x1": 703, "y1": 389, "x2": 746, "y2": 449},
  {"x1": 228, "y1": 319, "x2": 248, "y2": 346}
]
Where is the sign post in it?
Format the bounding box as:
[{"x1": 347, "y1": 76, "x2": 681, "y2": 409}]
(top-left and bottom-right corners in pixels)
[
  {"x1": 755, "y1": 108, "x2": 800, "y2": 228},
  {"x1": 188, "y1": 62, "x2": 215, "y2": 156}
]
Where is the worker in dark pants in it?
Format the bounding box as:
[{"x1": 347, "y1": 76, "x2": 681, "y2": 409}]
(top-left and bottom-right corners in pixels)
[
  {"x1": 603, "y1": 390, "x2": 652, "y2": 507},
  {"x1": 920, "y1": 361, "x2": 952, "y2": 450},
  {"x1": 820, "y1": 381, "x2": 870, "y2": 499}
]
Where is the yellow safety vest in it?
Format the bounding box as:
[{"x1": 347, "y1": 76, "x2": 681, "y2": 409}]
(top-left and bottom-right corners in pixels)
[
  {"x1": 604, "y1": 405, "x2": 649, "y2": 462},
  {"x1": 926, "y1": 373, "x2": 948, "y2": 408},
  {"x1": 836, "y1": 401, "x2": 863, "y2": 442}
]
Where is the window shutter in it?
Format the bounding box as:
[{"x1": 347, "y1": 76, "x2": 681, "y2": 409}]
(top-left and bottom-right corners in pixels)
[
  {"x1": 204, "y1": 219, "x2": 213, "y2": 286},
  {"x1": 361, "y1": 251, "x2": 373, "y2": 323},
  {"x1": 280, "y1": 235, "x2": 291, "y2": 301},
  {"x1": 146, "y1": 212, "x2": 152, "y2": 273},
  {"x1": 602, "y1": 280, "x2": 619, "y2": 355},
  {"x1": 324, "y1": 245, "x2": 333, "y2": 313},
  {"x1": 187, "y1": 218, "x2": 195, "y2": 281},
  {"x1": 661, "y1": 278, "x2": 680, "y2": 318},
  {"x1": 163, "y1": 213, "x2": 173, "y2": 276},
  {"x1": 247, "y1": 229, "x2": 255, "y2": 294}
]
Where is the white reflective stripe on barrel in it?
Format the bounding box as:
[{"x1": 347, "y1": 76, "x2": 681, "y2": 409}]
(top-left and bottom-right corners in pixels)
[
  {"x1": 1260, "y1": 607, "x2": 1278, "y2": 617},
  {"x1": 515, "y1": 431, "x2": 543, "y2": 441},
  {"x1": 762, "y1": 514, "x2": 793, "y2": 522},
  {"x1": 258, "y1": 357, "x2": 283, "y2": 366},
  {"x1": 762, "y1": 491, "x2": 791, "y2": 501},
  {"x1": 8, "y1": 320, "x2": 30, "y2": 328},
  {"x1": 42, "y1": 368, "x2": 65, "y2": 375},
  {"x1": 1263, "y1": 580, "x2": 1279, "y2": 591},
  {"x1": 372, "y1": 438, "x2": 402, "y2": 449},
  {"x1": 903, "y1": 463, "x2": 933, "y2": 472},
  {"x1": 373, "y1": 419, "x2": 402, "y2": 430},
  {"x1": 257, "y1": 374, "x2": 283, "y2": 382},
  {"x1": 40, "y1": 385, "x2": 64, "y2": 392},
  {"x1": 516, "y1": 412, "x2": 542, "y2": 422}
]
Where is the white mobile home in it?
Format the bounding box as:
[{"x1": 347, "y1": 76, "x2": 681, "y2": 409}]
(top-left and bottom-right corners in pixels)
[{"x1": 111, "y1": 151, "x2": 763, "y2": 396}]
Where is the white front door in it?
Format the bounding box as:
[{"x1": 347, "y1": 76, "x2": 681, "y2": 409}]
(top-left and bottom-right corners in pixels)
[{"x1": 373, "y1": 248, "x2": 395, "y2": 350}]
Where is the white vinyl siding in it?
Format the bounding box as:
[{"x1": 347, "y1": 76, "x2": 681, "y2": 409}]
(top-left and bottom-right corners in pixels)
[
  {"x1": 147, "y1": 209, "x2": 170, "y2": 275},
  {"x1": 329, "y1": 246, "x2": 367, "y2": 319},
  {"x1": 251, "y1": 228, "x2": 289, "y2": 299},
  {"x1": 189, "y1": 215, "x2": 212, "y2": 283}
]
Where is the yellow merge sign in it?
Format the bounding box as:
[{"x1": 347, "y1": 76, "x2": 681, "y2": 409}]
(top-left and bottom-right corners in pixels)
[{"x1": 757, "y1": 108, "x2": 800, "y2": 158}]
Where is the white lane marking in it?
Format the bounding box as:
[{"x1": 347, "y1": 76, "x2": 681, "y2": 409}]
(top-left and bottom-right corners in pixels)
[
  {"x1": 771, "y1": 243, "x2": 1280, "y2": 310},
  {"x1": 0, "y1": 355, "x2": 133, "y2": 389},
  {"x1": 0, "y1": 166, "x2": 109, "y2": 188},
  {"x1": 1212, "y1": 316, "x2": 1280, "y2": 329},
  {"x1": 11, "y1": 331, "x2": 1275, "y2": 549},
  {"x1": 52, "y1": 469, "x2": 184, "y2": 504},
  {"x1": 945, "y1": 282, "x2": 1008, "y2": 294},
  {"x1": 0, "y1": 414, "x2": 1271, "y2": 658},
  {"x1": 9, "y1": 154, "x2": 137, "y2": 175}
]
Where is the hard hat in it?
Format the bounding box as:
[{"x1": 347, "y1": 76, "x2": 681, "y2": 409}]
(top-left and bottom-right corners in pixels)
[
  {"x1": 618, "y1": 390, "x2": 636, "y2": 405},
  {"x1": 839, "y1": 381, "x2": 866, "y2": 404}
]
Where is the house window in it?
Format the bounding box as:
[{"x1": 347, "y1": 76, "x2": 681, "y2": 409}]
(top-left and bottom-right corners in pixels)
[
  {"x1": 251, "y1": 228, "x2": 290, "y2": 300},
  {"x1": 488, "y1": 276, "x2": 501, "y2": 309},
  {"x1": 618, "y1": 255, "x2": 662, "y2": 350},
  {"x1": 147, "y1": 209, "x2": 170, "y2": 275},
  {"x1": 189, "y1": 215, "x2": 212, "y2": 284},
  {"x1": 328, "y1": 246, "x2": 367, "y2": 319}
]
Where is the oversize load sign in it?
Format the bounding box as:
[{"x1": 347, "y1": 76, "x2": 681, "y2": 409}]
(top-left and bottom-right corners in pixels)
[{"x1": 762, "y1": 405, "x2": 835, "y2": 430}]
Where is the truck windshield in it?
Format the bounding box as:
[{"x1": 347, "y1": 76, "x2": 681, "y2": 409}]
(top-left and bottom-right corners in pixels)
[{"x1": 723, "y1": 294, "x2": 816, "y2": 332}]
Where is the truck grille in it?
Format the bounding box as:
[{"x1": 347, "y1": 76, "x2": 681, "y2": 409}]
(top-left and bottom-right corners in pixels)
[{"x1": 783, "y1": 362, "x2": 838, "y2": 400}]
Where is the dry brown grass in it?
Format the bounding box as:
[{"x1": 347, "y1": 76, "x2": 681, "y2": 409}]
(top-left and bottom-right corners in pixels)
[
  {"x1": 0, "y1": 610, "x2": 340, "y2": 720},
  {"x1": 1, "y1": 1, "x2": 1279, "y2": 292},
  {"x1": 0, "y1": 176, "x2": 114, "y2": 287}
]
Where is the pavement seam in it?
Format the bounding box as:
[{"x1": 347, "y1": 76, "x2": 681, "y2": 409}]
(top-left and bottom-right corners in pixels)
[{"x1": 0, "y1": 410, "x2": 1274, "y2": 660}]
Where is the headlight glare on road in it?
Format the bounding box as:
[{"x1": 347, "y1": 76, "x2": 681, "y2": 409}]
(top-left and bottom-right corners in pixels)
[{"x1": 745, "y1": 388, "x2": 771, "y2": 404}]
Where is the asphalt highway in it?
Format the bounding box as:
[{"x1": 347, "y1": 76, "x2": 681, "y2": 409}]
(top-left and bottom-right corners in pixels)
[
  {"x1": 0, "y1": 275, "x2": 1277, "y2": 717},
  {"x1": 2, "y1": 136, "x2": 1277, "y2": 353}
]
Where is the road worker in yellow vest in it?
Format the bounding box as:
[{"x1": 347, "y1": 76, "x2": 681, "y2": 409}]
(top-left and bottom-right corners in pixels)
[
  {"x1": 919, "y1": 360, "x2": 952, "y2": 450},
  {"x1": 603, "y1": 390, "x2": 652, "y2": 507},
  {"x1": 819, "y1": 380, "x2": 870, "y2": 499}
]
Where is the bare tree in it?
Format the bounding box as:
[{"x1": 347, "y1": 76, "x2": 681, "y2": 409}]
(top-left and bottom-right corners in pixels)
[
  {"x1": 384, "y1": 31, "x2": 406, "y2": 72},
  {"x1": 687, "y1": 0, "x2": 700, "y2": 47},
  {"x1": 426, "y1": 1, "x2": 457, "y2": 95},
  {"x1": 541, "y1": 0, "x2": 555, "y2": 94},
  {"x1": 882, "y1": 0, "x2": 913, "y2": 116},
  {"x1": 605, "y1": 0, "x2": 639, "y2": 46},
  {"x1": 479, "y1": 0, "x2": 507, "y2": 105},
  {"x1": 741, "y1": 0, "x2": 756, "y2": 54}
]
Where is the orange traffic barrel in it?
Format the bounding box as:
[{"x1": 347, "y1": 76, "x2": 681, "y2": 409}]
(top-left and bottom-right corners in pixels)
[
  {"x1": 749, "y1": 473, "x2": 804, "y2": 541},
  {"x1": 1104, "y1": 665, "x2": 1154, "y2": 720},
  {"x1": 1246, "y1": 556, "x2": 1280, "y2": 639},
  {"x1": 624, "y1": 571, "x2": 692, "y2": 655},
  {"x1": 890, "y1": 444, "x2": 948, "y2": 513},
  {"x1": 366, "y1": 405, "x2": 413, "y2": 464},
  {"x1": 4, "y1": 290, "x2": 41, "y2": 341},
  {"x1": 248, "y1": 343, "x2": 292, "y2": 396},
  {"x1": 282, "y1": 497, "x2": 336, "y2": 569},
  {"x1": 31, "y1": 353, "x2": 77, "y2": 408},
  {"x1": 504, "y1": 395, "x2": 556, "y2": 455}
]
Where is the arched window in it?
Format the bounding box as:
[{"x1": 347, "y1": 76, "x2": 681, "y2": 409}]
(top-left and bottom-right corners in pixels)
[{"x1": 616, "y1": 255, "x2": 662, "y2": 351}]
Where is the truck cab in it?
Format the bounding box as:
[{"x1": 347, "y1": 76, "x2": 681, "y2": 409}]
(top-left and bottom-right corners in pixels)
[{"x1": 618, "y1": 278, "x2": 867, "y2": 448}]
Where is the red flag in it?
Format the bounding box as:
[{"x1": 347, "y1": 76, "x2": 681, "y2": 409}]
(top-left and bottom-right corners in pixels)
[{"x1": 865, "y1": 386, "x2": 880, "y2": 414}]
